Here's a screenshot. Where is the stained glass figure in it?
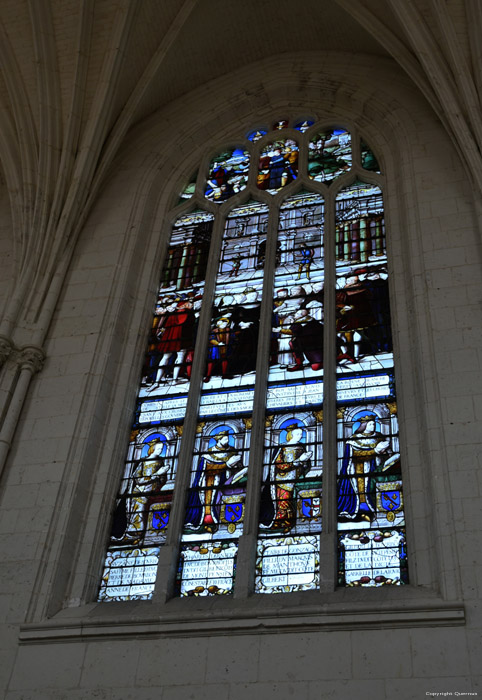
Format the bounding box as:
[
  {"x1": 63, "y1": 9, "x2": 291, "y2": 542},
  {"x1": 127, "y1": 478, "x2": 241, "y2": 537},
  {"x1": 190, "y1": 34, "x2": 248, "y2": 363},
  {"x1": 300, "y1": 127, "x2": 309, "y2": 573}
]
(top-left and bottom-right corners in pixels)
[
  {"x1": 335, "y1": 180, "x2": 406, "y2": 587},
  {"x1": 205, "y1": 148, "x2": 250, "y2": 202},
  {"x1": 257, "y1": 139, "x2": 299, "y2": 194},
  {"x1": 99, "y1": 211, "x2": 214, "y2": 601},
  {"x1": 178, "y1": 170, "x2": 197, "y2": 204},
  {"x1": 335, "y1": 182, "x2": 391, "y2": 375},
  {"x1": 308, "y1": 128, "x2": 351, "y2": 183},
  {"x1": 98, "y1": 426, "x2": 182, "y2": 601},
  {"x1": 256, "y1": 191, "x2": 324, "y2": 594},
  {"x1": 336, "y1": 402, "x2": 406, "y2": 586},
  {"x1": 141, "y1": 211, "x2": 214, "y2": 397},
  {"x1": 361, "y1": 139, "x2": 381, "y2": 173},
  {"x1": 178, "y1": 419, "x2": 251, "y2": 596},
  {"x1": 294, "y1": 119, "x2": 314, "y2": 133},
  {"x1": 247, "y1": 128, "x2": 268, "y2": 142},
  {"x1": 200, "y1": 201, "x2": 268, "y2": 396},
  {"x1": 268, "y1": 192, "x2": 324, "y2": 394},
  {"x1": 100, "y1": 119, "x2": 407, "y2": 601},
  {"x1": 178, "y1": 201, "x2": 269, "y2": 595}
]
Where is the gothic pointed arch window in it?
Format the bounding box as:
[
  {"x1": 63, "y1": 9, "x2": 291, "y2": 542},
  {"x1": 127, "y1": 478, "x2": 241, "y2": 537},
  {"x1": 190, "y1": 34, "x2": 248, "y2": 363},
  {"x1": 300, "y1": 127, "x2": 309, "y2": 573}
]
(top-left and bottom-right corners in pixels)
[{"x1": 98, "y1": 119, "x2": 407, "y2": 601}]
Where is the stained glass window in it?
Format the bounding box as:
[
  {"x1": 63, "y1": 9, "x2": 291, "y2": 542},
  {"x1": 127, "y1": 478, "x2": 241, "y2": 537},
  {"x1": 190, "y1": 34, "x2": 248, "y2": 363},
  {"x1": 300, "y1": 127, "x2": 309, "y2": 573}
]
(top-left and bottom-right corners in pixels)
[
  {"x1": 100, "y1": 117, "x2": 407, "y2": 602},
  {"x1": 205, "y1": 148, "x2": 250, "y2": 202},
  {"x1": 308, "y1": 128, "x2": 352, "y2": 183}
]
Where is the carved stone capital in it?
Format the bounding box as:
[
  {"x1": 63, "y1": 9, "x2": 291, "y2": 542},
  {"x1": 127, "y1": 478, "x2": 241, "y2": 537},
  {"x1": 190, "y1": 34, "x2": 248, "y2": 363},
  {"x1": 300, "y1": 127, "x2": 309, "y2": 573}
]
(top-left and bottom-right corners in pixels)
[
  {"x1": 17, "y1": 345, "x2": 46, "y2": 374},
  {"x1": 0, "y1": 335, "x2": 13, "y2": 365}
]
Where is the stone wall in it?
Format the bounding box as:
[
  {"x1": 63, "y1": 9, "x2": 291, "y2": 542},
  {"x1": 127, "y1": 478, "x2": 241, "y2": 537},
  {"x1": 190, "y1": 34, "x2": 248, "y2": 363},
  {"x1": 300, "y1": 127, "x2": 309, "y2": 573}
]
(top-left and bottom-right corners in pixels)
[{"x1": 0, "y1": 52, "x2": 481, "y2": 700}]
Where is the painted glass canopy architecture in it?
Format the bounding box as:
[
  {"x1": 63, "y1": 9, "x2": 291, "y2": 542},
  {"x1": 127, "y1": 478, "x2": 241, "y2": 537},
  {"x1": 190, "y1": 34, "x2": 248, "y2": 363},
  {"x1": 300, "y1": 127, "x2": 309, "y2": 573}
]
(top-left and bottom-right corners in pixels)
[{"x1": 98, "y1": 116, "x2": 407, "y2": 601}]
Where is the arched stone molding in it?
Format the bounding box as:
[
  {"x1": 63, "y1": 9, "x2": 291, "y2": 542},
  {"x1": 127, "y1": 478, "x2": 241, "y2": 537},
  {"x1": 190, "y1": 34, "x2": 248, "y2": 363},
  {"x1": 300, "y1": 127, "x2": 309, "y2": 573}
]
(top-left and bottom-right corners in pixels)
[{"x1": 22, "y1": 52, "x2": 470, "y2": 624}]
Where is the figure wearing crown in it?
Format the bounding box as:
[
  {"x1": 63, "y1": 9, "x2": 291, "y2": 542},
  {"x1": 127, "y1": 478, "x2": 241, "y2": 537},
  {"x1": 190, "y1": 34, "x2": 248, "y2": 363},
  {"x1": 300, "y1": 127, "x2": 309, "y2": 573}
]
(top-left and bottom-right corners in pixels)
[
  {"x1": 185, "y1": 430, "x2": 242, "y2": 533},
  {"x1": 338, "y1": 413, "x2": 398, "y2": 522}
]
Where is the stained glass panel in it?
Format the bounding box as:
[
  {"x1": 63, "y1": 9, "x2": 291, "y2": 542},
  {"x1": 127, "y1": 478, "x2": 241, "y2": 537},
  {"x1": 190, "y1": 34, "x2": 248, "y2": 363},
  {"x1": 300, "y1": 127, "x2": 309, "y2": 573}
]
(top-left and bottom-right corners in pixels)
[
  {"x1": 247, "y1": 128, "x2": 268, "y2": 142},
  {"x1": 335, "y1": 181, "x2": 407, "y2": 587},
  {"x1": 257, "y1": 139, "x2": 299, "y2": 194},
  {"x1": 361, "y1": 139, "x2": 381, "y2": 173},
  {"x1": 256, "y1": 535, "x2": 320, "y2": 593},
  {"x1": 101, "y1": 119, "x2": 407, "y2": 601},
  {"x1": 335, "y1": 182, "x2": 391, "y2": 375},
  {"x1": 308, "y1": 128, "x2": 351, "y2": 183},
  {"x1": 294, "y1": 119, "x2": 314, "y2": 133},
  {"x1": 256, "y1": 191, "x2": 324, "y2": 593},
  {"x1": 205, "y1": 148, "x2": 250, "y2": 202},
  {"x1": 99, "y1": 211, "x2": 214, "y2": 601},
  {"x1": 178, "y1": 202, "x2": 269, "y2": 595},
  {"x1": 178, "y1": 170, "x2": 197, "y2": 204}
]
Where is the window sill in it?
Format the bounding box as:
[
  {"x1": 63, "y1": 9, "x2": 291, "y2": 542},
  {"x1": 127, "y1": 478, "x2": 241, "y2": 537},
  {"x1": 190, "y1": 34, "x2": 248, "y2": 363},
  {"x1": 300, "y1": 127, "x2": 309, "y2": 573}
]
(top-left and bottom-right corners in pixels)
[{"x1": 19, "y1": 588, "x2": 465, "y2": 643}]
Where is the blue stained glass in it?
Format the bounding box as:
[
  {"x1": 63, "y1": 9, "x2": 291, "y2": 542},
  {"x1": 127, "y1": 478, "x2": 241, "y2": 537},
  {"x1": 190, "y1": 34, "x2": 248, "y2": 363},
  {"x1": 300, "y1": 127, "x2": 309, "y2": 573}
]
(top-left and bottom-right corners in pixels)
[
  {"x1": 294, "y1": 119, "x2": 314, "y2": 132},
  {"x1": 100, "y1": 117, "x2": 407, "y2": 600},
  {"x1": 247, "y1": 128, "x2": 268, "y2": 142},
  {"x1": 177, "y1": 201, "x2": 269, "y2": 595},
  {"x1": 205, "y1": 148, "x2": 250, "y2": 202}
]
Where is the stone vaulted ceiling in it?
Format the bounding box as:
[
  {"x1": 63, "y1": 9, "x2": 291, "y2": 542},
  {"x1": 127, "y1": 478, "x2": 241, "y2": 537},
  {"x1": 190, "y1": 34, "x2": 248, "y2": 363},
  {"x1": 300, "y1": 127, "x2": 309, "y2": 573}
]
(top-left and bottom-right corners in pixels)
[{"x1": 0, "y1": 0, "x2": 481, "y2": 348}]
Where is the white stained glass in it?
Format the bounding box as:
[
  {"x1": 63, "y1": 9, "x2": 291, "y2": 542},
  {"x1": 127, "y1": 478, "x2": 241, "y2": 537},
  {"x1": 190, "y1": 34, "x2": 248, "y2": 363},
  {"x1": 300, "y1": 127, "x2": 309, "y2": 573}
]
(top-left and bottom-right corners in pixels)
[
  {"x1": 199, "y1": 389, "x2": 254, "y2": 416},
  {"x1": 139, "y1": 396, "x2": 188, "y2": 423},
  {"x1": 179, "y1": 543, "x2": 237, "y2": 595},
  {"x1": 99, "y1": 548, "x2": 160, "y2": 600},
  {"x1": 336, "y1": 373, "x2": 392, "y2": 402},
  {"x1": 256, "y1": 536, "x2": 319, "y2": 592},
  {"x1": 266, "y1": 382, "x2": 323, "y2": 411},
  {"x1": 341, "y1": 531, "x2": 402, "y2": 585}
]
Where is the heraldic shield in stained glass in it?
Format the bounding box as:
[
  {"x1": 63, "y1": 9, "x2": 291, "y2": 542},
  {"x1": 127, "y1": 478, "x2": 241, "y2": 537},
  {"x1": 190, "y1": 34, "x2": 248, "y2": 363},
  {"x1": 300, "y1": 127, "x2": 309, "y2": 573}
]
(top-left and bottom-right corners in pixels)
[{"x1": 99, "y1": 116, "x2": 408, "y2": 602}]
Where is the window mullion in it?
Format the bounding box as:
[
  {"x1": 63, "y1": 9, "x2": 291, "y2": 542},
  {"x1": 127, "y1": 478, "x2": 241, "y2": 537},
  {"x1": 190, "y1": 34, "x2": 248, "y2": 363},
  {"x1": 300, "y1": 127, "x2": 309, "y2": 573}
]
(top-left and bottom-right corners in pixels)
[{"x1": 319, "y1": 190, "x2": 337, "y2": 593}]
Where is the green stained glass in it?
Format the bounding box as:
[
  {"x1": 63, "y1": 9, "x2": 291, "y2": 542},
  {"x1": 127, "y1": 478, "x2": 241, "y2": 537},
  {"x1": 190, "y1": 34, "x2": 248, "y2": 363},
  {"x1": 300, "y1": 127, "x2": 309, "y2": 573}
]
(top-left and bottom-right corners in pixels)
[
  {"x1": 361, "y1": 140, "x2": 380, "y2": 173},
  {"x1": 308, "y1": 128, "x2": 351, "y2": 183}
]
